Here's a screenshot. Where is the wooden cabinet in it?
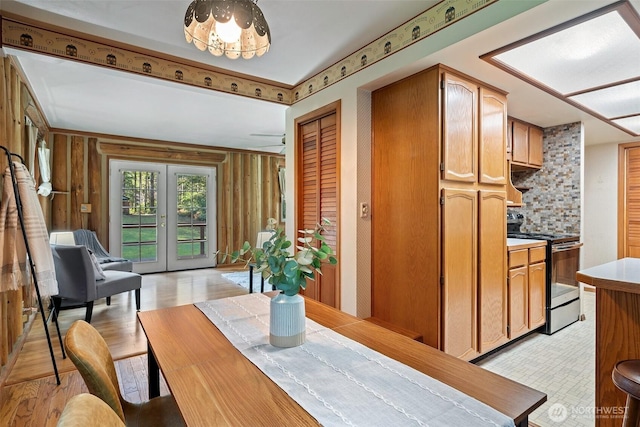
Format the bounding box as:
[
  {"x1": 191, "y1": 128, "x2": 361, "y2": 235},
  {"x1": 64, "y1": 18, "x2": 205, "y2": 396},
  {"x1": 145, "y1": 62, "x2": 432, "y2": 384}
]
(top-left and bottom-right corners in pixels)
[
  {"x1": 372, "y1": 64, "x2": 508, "y2": 361},
  {"x1": 442, "y1": 73, "x2": 478, "y2": 183},
  {"x1": 442, "y1": 188, "x2": 478, "y2": 360},
  {"x1": 371, "y1": 65, "x2": 441, "y2": 351},
  {"x1": 508, "y1": 265, "x2": 528, "y2": 339},
  {"x1": 478, "y1": 191, "x2": 508, "y2": 353},
  {"x1": 528, "y1": 261, "x2": 546, "y2": 328},
  {"x1": 479, "y1": 88, "x2": 507, "y2": 185},
  {"x1": 528, "y1": 126, "x2": 544, "y2": 167},
  {"x1": 511, "y1": 120, "x2": 529, "y2": 165},
  {"x1": 529, "y1": 246, "x2": 547, "y2": 329},
  {"x1": 509, "y1": 118, "x2": 543, "y2": 169},
  {"x1": 507, "y1": 242, "x2": 547, "y2": 338}
]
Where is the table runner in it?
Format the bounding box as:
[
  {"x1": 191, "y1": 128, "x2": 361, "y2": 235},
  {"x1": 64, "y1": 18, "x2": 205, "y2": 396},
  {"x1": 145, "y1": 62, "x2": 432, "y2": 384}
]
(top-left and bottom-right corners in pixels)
[{"x1": 195, "y1": 294, "x2": 515, "y2": 427}]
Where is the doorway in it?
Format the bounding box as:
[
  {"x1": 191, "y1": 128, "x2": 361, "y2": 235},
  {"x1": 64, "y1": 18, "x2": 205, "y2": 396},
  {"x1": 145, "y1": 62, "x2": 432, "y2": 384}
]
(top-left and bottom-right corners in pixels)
[{"x1": 109, "y1": 160, "x2": 217, "y2": 273}]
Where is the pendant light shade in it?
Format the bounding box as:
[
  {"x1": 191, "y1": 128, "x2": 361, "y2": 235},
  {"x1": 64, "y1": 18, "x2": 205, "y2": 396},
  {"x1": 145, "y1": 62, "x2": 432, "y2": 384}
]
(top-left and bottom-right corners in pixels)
[{"x1": 184, "y1": 0, "x2": 271, "y2": 60}]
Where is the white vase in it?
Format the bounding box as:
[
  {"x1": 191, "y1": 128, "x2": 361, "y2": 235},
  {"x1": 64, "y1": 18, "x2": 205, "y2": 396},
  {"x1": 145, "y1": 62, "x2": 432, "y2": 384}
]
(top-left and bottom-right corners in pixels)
[{"x1": 269, "y1": 292, "x2": 306, "y2": 347}]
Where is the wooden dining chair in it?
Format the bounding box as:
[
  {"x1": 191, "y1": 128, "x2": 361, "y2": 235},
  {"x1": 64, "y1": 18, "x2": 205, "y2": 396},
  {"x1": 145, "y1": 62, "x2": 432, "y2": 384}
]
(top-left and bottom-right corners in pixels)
[
  {"x1": 612, "y1": 359, "x2": 640, "y2": 426},
  {"x1": 64, "y1": 320, "x2": 185, "y2": 427},
  {"x1": 57, "y1": 394, "x2": 125, "y2": 427}
]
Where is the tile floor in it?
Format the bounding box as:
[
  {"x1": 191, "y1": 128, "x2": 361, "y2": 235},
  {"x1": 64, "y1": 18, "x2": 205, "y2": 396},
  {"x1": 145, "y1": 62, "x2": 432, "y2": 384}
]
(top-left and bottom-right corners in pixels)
[{"x1": 476, "y1": 292, "x2": 596, "y2": 427}]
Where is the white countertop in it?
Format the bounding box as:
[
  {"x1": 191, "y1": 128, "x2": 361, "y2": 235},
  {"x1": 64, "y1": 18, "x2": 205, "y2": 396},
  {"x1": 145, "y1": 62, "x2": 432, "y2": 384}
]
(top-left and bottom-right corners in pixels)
[
  {"x1": 507, "y1": 238, "x2": 547, "y2": 249},
  {"x1": 577, "y1": 258, "x2": 640, "y2": 294}
]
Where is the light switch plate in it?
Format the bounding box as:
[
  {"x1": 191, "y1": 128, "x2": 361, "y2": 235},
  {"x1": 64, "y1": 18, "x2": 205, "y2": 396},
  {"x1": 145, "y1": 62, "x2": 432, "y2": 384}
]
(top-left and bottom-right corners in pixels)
[{"x1": 360, "y1": 202, "x2": 369, "y2": 218}]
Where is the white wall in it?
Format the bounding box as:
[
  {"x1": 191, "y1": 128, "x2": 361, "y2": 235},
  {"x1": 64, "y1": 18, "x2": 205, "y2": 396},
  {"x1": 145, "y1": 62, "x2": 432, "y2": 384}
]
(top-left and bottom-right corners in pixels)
[
  {"x1": 284, "y1": 1, "x2": 544, "y2": 316},
  {"x1": 582, "y1": 142, "x2": 619, "y2": 268}
]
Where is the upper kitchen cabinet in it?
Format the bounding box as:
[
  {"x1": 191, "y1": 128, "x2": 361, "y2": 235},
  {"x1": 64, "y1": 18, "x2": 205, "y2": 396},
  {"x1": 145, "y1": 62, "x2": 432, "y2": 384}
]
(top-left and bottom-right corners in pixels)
[
  {"x1": 528, "y1": 126, "x2": 544, "y2": 167},
  {"x1": 479, "y1": 88, "x2": 507, "y2": 185},
  {"x1": 510, "y1": 117, "x2": 544, "y2": 170},
  {"x1": 442, "y1": 73, "x2": 478, "y2": 183}
]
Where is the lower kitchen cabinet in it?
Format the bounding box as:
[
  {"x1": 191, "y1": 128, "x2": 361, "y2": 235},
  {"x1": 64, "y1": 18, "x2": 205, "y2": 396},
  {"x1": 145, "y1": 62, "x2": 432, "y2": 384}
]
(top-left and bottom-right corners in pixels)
[
  {"x1": 507, "y1": 242, "x2": 547, "y2": 339},
  {"x1": 508, "y1": 264, "x2": 528, "y2": 339},
  {"x1": 528, "y1": 261, "x2": 546, "y2": 329}
]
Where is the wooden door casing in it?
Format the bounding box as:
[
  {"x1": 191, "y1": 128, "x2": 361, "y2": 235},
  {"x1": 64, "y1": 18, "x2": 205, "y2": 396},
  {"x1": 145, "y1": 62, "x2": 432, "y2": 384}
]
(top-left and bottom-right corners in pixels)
[
  {"x1": 442, "y1": 72, "x2": 478, "y2": 183},
  {"x1": 478, "y1": 191, "x2": 508, "y2": 353},
  {"x1": 442, "y1": 188, "x2": 478, "y2": 361}
]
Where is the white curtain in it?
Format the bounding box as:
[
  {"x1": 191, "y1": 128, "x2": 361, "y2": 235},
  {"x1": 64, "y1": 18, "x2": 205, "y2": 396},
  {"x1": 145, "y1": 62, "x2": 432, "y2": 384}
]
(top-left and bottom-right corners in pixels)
[
  {"x1": 25, "y1": 116, "x2": 52, "y2": 196},
  {"x1": 278, "y1": 167, "x2": 286, "y2": 222},
  {"x1": 26, "y1": 116, "x2": 37, "y2": 175},
  {"x1": 37, "y1": 142, "x2": 51, "y2": 197}
]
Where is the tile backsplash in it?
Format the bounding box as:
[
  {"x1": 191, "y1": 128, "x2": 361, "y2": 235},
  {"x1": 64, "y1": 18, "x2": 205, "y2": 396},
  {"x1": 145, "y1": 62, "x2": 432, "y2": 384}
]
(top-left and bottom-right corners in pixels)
[{"x1": 510, "y1": 122, "x2": 582, "y2": 235}]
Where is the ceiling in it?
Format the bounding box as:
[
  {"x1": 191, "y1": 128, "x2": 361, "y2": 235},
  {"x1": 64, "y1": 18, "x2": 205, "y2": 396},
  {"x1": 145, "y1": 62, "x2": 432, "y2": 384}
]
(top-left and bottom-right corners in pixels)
[{"x1": 1, "y1": 0, "x2": 639, "y2": 153}]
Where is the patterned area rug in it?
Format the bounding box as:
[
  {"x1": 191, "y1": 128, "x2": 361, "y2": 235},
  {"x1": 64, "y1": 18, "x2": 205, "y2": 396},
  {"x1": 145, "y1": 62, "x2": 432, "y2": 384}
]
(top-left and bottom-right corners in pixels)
[{"x1": 221, "y1": 271, "x2": 272, "y2": 293}]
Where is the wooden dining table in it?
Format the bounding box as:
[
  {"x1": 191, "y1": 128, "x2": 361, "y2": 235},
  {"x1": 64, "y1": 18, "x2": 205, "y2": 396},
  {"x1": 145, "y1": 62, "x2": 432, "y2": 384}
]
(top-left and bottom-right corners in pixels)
[{"x1": 137, "y1": 295, "x2": 546, "y2": 426}]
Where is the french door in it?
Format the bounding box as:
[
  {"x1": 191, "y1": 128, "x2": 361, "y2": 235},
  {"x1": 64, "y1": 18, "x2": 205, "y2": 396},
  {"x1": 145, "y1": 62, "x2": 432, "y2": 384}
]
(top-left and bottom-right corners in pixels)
[{"x1": 109, "y1": 160, "x2": 217, "y2": 273}]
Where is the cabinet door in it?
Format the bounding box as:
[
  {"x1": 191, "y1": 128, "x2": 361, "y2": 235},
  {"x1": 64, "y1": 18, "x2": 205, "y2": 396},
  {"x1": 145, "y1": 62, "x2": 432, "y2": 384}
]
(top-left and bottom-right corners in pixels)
[
  {"x1": 442, "y1": 188, "x2": 477, "y2": 360},
  {"x1": 442, "y1": 73, "x2": 478, "y2": 183},
  {"x1": 478, "y1": 191, "x2": 508, "y2": 353},
  {"x1": 507, "y1": 119, "x2": 513, "y2": 161},
  {"x1": 528, "y1": 261, "x2": 546, "y2": 328},
  {"x1": 511, "y1": 121, "x2": 529, "y2": 165},
  {"x1": 479, "y1": 88, "x2": 507, "y2": 185},
  {"x1": 528, "y1": 126, "x2": 544, "y2": 167},
  {"x1": 508, "y1": 265, "x2": 529, "y2": 339}
]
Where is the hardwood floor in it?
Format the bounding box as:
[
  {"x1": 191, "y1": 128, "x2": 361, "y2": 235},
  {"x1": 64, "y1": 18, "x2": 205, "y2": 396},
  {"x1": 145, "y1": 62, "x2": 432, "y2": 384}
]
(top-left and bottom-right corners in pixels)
[{"x1": 0, "y1": 267, "x2": 248, "y2": 426}]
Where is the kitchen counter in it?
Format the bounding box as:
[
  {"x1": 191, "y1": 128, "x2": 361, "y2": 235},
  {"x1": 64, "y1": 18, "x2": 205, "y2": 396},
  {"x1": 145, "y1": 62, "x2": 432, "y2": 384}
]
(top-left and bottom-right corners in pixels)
[
  {"x1": 576, "y1": 258, "x2": 640, "y2": 427},
  {"x1": 507, "y1": 238, "x2": 547, "y2": 249},
  {"x1": 577, "y1": 257, "x2": 640, "y2": 294}
]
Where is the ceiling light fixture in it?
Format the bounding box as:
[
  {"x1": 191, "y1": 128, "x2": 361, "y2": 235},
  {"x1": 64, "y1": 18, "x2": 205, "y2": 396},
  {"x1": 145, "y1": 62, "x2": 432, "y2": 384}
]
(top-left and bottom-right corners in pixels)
[
  {"x1": 482, "y1": 1, "x2": 640, "y2": 136},
  {"x1": 184, "y1": 0, "x2": 271, "y2": 60}
]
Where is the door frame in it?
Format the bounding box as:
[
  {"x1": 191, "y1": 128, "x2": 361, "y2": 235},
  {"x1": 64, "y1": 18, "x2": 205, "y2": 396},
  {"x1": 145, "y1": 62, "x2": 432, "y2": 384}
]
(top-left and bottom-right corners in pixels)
[{"x1": 293, "y1": 100, "x2": 341, "y2": 308}]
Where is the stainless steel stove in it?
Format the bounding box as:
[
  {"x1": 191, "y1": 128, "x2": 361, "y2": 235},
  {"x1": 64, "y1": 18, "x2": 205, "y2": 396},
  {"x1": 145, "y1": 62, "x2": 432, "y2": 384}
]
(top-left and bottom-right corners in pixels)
[{"x1": 508, "y1": 231, "x2": 583, "y2": 334}]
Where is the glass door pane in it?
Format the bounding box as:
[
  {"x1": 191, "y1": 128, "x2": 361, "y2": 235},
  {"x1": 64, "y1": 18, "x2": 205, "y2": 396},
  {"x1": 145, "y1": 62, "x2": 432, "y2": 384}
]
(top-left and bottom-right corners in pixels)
[
  {"x1": 109, "y1": 160, "x2": 167, "y2": 274},
  {"x1": 167, "y1": 165, "x2": 216, "y2": 271},
  {"x1": 121, "y1": 170, "x2": 160, "y2": 262},
  {"x1": 176, "y1": 173, "x2": 208, "y2": 259}
]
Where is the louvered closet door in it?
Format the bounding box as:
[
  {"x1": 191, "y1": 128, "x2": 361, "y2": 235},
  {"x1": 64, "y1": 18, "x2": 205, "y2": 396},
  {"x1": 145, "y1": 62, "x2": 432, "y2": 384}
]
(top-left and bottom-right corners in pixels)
[
  {"x1": 624, "y1": 147, "x2": 640, "y2": 258},
  {"x1": 298, "y1": 112, "x2": 339, "y2": 308}
]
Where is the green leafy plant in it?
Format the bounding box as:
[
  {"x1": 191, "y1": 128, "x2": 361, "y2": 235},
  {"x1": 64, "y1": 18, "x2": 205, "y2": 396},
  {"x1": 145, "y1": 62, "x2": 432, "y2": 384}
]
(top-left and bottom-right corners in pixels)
[{"x1": 220, "y1": 218, "x2": 337, "y2": 296}]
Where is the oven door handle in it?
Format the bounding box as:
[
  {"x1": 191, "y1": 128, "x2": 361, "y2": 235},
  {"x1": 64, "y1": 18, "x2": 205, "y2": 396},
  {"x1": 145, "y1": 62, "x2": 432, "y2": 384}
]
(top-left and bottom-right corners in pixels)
[{"x1": 552, "y1": 242, "x2": 583, "y2": 253}]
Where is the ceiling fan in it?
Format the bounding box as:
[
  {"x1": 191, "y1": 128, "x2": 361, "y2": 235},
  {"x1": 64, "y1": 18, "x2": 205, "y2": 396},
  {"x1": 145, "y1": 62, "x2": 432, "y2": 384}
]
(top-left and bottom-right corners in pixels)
[{"x1": 249, "y1": 133, "x2": 286, "y2": 153}]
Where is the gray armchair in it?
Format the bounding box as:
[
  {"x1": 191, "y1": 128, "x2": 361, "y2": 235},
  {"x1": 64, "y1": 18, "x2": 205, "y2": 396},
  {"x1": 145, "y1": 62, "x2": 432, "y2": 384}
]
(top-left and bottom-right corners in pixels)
[{"x1": 51, "y1": 244, "x2": 141, "y2": 323}]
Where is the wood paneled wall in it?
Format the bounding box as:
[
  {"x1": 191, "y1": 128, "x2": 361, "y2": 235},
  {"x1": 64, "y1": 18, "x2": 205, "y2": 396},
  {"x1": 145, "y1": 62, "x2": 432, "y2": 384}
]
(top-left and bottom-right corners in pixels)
[
  {"x1": 0, "y1": 53, "x2": 281, "y2": 382},
  {"x1": 47, "y1": 135, "x2": 283, "y2": 266},
  {"x1": 219, "y1": 152, "x2": 283, "y2": 261},
  {"x1": 0, "y1": 57, "x2": 30, "y2": 381}
]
